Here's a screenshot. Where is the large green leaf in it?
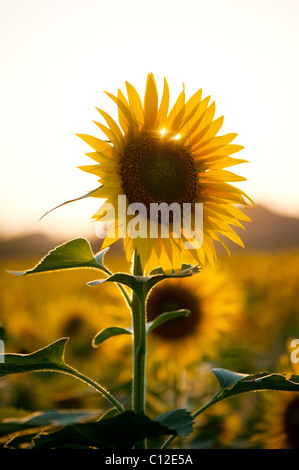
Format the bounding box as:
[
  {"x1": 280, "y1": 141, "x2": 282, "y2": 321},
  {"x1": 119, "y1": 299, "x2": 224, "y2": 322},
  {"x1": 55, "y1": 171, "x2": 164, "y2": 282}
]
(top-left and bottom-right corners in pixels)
[
  {"x1": 9, "y1": 238, "x2": 109, "y2": 275},
  {"x1": 0, "y1": 410, "x2": 102, "y2": 439},
  {"x1": 161, "y1": 368, "x2": 299, "y2": 450},
  {"x1": 212, "y1": 368, "x2": 299, "y2": 398},
  {"x1": 0, "y1": 338, "x2": 70, "y2": 377},
  {"x1": 192, "y1": 369, "x2": 299, "y2": 424},
  {"x1": 31, "y1": 409, "x2": 194, "y2": 449},
  {"x1": 154, "y1": 409, "x2": 194, "y2": 438},
  {"x1": 0, "y1": 339, "x2": 124, "y2": 412}
]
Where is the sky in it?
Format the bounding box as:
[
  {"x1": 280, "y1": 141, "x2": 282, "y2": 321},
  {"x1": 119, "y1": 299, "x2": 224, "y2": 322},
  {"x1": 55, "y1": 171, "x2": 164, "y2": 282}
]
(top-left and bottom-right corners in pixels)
[{"x1": 1, "y1": 0, "x2": 299, "y2": 240}]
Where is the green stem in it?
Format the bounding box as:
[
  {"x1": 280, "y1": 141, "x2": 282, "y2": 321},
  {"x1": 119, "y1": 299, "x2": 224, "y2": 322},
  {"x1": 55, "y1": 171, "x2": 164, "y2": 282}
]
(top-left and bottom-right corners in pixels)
[
  {"x1": 101, "y1": 265, "x2": 132, "y2": 308},
  {"x1": 131, "y1": 251, "x2": 147, "y2": 448},
  {"x1": 63, "y1": 364, "x2": 125, "y2": 413}
]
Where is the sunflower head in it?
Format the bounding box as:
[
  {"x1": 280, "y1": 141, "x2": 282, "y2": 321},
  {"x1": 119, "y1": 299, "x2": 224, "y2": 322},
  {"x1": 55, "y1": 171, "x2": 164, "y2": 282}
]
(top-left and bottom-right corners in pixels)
[
  {"x1": 145, "y1": 266, "x2": 243, "y2": 372},
  {"x1": 78, "y1": 73, "x2": 254, "y2": 274}
]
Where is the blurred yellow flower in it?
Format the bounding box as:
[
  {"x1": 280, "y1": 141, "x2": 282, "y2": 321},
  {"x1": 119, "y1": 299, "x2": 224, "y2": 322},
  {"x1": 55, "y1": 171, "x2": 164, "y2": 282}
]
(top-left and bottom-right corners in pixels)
[
  {"x1": 78, "y1": 73, "x2": 253, "y2": 274},
  {"x1": 252, "y1": 340, "x2": 299, "y2": 449},
  {"x1": 145, "y1": 266, "x2": 243, "y2": 371},
  {"x1": 188, "y1": 401, "x2": 244, "y2": 449}
]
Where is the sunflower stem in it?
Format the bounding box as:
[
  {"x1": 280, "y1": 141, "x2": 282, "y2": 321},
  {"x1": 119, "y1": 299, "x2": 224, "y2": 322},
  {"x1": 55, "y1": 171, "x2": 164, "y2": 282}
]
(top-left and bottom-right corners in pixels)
[
  {"x1": 101, "y1": 265, "x2": 132, "y2": 309},
  {"x1": 131, "y1": 250, "x2": 147, "y2": 449}
]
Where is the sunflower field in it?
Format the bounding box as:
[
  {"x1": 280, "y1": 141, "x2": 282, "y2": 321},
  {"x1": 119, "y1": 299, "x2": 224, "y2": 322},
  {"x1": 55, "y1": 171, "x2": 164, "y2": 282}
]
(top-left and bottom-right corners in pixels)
[
  {"x1": 1, "y1": 246, "x2": 299, "y2": 449},
  {"x1": 1, "y1": 74, "x2": 299, "y2": 452}
]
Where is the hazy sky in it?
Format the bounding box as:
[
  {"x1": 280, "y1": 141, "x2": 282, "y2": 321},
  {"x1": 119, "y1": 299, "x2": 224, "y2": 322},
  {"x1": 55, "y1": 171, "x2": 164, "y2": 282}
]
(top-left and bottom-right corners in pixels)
[{"x1": 1, "y1": 0, "x2": 299, "y2": 239}]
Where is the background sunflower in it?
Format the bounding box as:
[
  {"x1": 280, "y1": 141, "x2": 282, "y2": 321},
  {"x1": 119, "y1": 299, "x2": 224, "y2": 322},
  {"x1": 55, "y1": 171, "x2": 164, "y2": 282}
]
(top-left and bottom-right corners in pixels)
[
  {"x1": 145, "y1": 265, "x2": 243, "y2": 374},
  {"x1": 251, "y1": 342, "x2": 299, "y2": 449}
]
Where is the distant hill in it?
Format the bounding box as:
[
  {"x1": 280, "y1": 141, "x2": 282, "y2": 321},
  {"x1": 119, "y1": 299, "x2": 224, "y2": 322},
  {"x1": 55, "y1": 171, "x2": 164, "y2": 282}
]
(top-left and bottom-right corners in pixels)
[
  {"x1": 0, "y1": 205, "x2": 298, "y2": 260},
  {"x1": 0, "y1": 233, "x2": 63, "y2": 260}
]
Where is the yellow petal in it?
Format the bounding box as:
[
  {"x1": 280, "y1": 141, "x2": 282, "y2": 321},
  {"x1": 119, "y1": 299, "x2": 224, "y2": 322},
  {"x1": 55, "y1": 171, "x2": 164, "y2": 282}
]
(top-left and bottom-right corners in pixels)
[
  {"x1": 105, "y1": 90, "x2": 135, "y2": 136},
  {"x1": 125, "y1": 81, "x2": 144, "y2": 128},
  {"x1": 93, "y1": 121, "x2": 124, "y2": 154},
  {"x1": 180, "y1": 95, "x2": 210, "y2": 141},
  {"x1": 78, "y1": 164, "x2": 116, "y2": 178},
  {"x1": 156, "y1": 77, "x2": 170, "y2": 128},
  {"x1": 85, "y1": 151, "x2": 120, "y2": 167},
  {"x1": 209, "y1": 156, "x2": 248, "y2": 169},
  {"x1": 101, "y1": 222, "x2": 120, "y2": 248},
  {"x1": 193, "y1": 133, "x2": 238, "y2": 154},
  {"x1": 91, "y1": 185, "x2": 122, "y2": 199},
  {"x1": 96, "y1": 108, "x2": 124, "y2": 142},
  {"x1": 187, "y1": 102, "x2": 216, "y2": 147},
  {"x1": 144, "y1": 73, "x2": 158, "y2": 129},
  {"x1": 184, "y1": 88, "x2": 203, "y2": 118},
  {"x1": 76, "y1": 134, "x2": 112, "y2": 152},
  {"x1": 100, "y1": 173, "x2": 123, "y2": 188},
  {"x1": 206, "y1": 202, "x2": 251, "y2": 223},
  {"x1": 123, "y1": 235, "x2": 136, "y2": 263},
  {"x1": 166, "y1": 85, "x2": 185, "y2": 132},
  {"x1": 201, "y1": 169, "x2": 247, "y2": 182}
]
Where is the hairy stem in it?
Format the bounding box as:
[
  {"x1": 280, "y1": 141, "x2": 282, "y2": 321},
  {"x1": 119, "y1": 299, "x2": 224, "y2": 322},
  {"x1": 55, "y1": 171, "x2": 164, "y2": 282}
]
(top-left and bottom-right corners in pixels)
[
  {"x1": 131, "y1": 251, "x2": 147, "y2": 448},
  {"x1": 101, "y1": 265, "x2": 132, "y2": 308},
  {"x1": 63, "y1": 364, "x2": 125, "y2": 413}
]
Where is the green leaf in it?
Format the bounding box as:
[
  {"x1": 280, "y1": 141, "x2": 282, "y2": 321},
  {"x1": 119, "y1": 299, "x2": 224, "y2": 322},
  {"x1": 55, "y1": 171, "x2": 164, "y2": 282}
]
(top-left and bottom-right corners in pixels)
[
  {"x1": 0, "y1": 338, "x2": 70, "y2": 377},
  {"x1": 154, "y1": 409, "x2": 194, "y2": 438},
  {"x1": 212, "y1": 368, "x2": 299, "y2": 399},
  {"x1": 9, "y1": 238, "x2": 109, "y2": 275},
  {"x1": 92, "y1": 327, "x2": 132, "y2": 348},
  {"x1": 31, "y1": 410, "x2": 194, "y2": 449},
  {"x1": 0, "y1": 339, "x2": 125, "y2": 412},
  {"x1": 0, "y1": 410, "x2": 102, "y2": 439},
  {"x1": 212, "y1": 368, "x2": 249, "y2": 389},
  {"x1": 146, "y1": 309, "x2": 191, "y2": 335}
]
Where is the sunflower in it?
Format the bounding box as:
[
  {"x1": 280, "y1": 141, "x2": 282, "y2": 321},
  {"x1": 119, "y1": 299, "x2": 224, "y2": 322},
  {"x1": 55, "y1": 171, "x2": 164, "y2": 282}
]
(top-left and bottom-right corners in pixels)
[
  {"x1": 145, "y1": 265, "x2": 243, "y2": 372},
  {"x1": 252, "y1": 392, "x2": 299, "y2": 449},
  {"x1": 45, "y1": 292, "x2": 132, "y2": 364},
  {"x1": 252, "y1": 342, "x2": 299, "y2": 449},
  {"x1": 77, "y1": 73, "x2": 253, "y2": 274},
  {"x1": 187, "y1": 400, "x2": 244, "y2": 449}
]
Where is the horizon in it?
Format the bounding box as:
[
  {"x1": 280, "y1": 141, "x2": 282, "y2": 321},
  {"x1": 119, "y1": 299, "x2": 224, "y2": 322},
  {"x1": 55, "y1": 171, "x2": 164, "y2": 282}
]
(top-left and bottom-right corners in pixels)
[{"x1": 1, "y1": 201, "x2": 298, "y2": 242}]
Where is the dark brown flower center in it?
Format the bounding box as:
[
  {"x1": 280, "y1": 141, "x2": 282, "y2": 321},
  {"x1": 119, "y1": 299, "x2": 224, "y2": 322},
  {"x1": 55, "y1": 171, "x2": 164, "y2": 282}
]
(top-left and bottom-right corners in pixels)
[
  {"x1": 121, "y1": 134, "x2": 198, "y2": 212},
  {"x1": 283, "y1": 397, "x2": 299, "y2": 448},
  {"x1": 62, "y1": 315, "x2": 85, "y2": 336},
  {"x1": 146, "y1": 282, "x2": 201, "y2": 340}
]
